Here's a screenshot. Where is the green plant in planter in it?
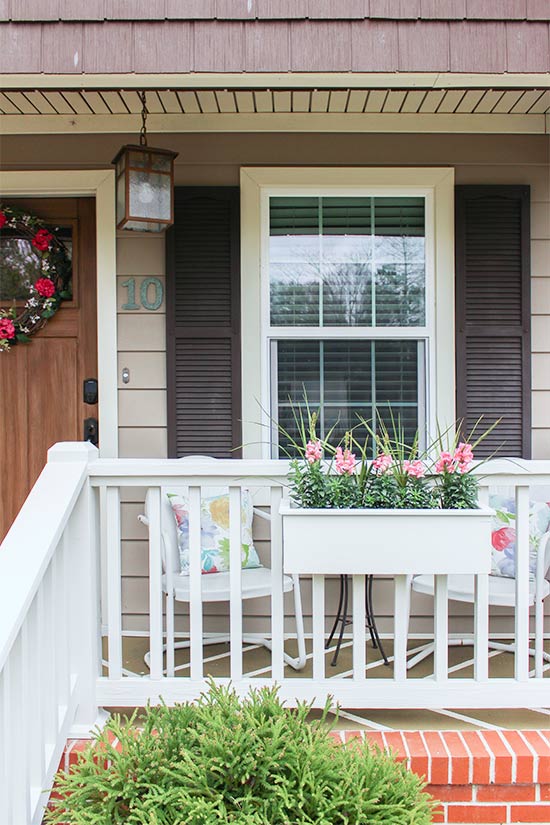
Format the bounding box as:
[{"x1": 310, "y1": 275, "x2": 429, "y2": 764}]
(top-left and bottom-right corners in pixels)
[
  {"x1": 279, "y1": 396, "x2": 498, "y2": 511},
  {"x1": 47, "y1": 682, "x2": 434, "y2": 825}
]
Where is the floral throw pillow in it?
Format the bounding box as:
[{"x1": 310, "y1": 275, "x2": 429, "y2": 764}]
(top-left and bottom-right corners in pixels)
[
  {"x1": 167, "y1": 488, "x2": 261, "y2": 575},
  {"x1": 489, "y1": 490, "x2": 550, "y2": 579}
]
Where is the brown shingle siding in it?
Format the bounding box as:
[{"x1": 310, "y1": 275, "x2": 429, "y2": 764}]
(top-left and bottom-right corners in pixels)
[
  {"x1": 398, "y1": 20, "x2": 450, "y2": 70},
  {"x1": 450, "y1": 20, "x2": 507, "y2": 71},
  {"x1": 351, "y1": 19, "x2": 398, "y2": 70},
  {"x1": 194, "y1": 21, "x2": 244, "y2": 71},
  {"x1": 214, "y1": 0, "x2": 255, "y2": 19},
  {"x1": 244, "y1": 20, "x2": 290, "y2": 71},
  {"x1": 59, "y1": 0, "x2": 105, "y2": 20},
  {"x1": 527, "y1": 0, "x2": 550, "y2": 20},
  {"x1": 42, "y1": 21, "x2": 83, "y2": 72},
  {"x1": 81, "y1": 21, "x2": 134, "y2": 72},
  {"x1": 466, "y1": 0, "x2": 527, "y2": 19},
  {"x1": 290, "y1": 19, "x2": 351, "y2": 70},
  {"x1": 133, "y1": 20, "x2": 191, "y2": 72},
  {"x1": 105, "y1": 0, "x2": 166, "y2": 20},
  {"x1": 506, "y1": 21, "x2": 550, "y2": 72},
  {"x1": 370, "y1": 0, "x2": 420, "y2": 19},
  {"x1": 307, "y1": 0, "x2": 367, "y2": 18},
  {"x1": 165, "y1": 0, "x2": 215, "y2": 18},
  {"x1": 420, "y1": 0, "x2": 465, "y2": 19},
  {"x1": 11, "y1": 0, "x2": 58, "y2": 20},
  {"x1": 0, "y1": 22, "x2": 41, "y2": 72},
  {"x1": 0, "y1": 0, "x2": 10, "y2": 21},
  {"x1": 256, "y1": 0, "x2": 308, "y2": 18}
]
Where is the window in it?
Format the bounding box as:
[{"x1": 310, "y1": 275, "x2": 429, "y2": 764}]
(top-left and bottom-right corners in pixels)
[{"x1": 265, "y1": 194, "x2": 431, "y2": 457}]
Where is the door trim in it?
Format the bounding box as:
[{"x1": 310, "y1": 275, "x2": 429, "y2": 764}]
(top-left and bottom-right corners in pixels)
[{"x1": 0, "y1": 169, "x2": 118, "y2": 457}]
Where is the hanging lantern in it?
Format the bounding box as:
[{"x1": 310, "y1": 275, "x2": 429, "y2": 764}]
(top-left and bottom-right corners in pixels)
[{"x1": 112, "y1": 92, "x2": 178, "y2": 232}]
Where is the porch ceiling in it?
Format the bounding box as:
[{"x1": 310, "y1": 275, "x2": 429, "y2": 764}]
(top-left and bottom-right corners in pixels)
[{"x1": 1, "y1": 84, "x2": 549, "y2": 134}]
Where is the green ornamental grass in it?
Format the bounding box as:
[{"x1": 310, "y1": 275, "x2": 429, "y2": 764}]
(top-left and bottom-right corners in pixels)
[{"x1": 47, "y1": 682, "x2": 435, "y2": 824}]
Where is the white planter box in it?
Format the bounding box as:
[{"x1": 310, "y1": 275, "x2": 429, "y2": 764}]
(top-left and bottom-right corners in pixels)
[{"x1": 280, "y1": 499, "x2": 493, "y2": 576}]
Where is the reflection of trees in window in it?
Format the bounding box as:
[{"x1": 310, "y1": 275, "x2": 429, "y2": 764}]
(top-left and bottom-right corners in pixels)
[{"x1": 0, "y1": 239, "x2": 41, "y2": 300}]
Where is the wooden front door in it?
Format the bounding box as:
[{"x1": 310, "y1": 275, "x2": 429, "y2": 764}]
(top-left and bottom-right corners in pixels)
[{"x1": 0, "y1": 197, "x2": 97, "y2": 540}]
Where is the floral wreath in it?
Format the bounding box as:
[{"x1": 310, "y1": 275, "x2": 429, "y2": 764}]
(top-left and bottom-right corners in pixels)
[{"x1": 0, "y1": 203, "x2": 72, "y2": 352}]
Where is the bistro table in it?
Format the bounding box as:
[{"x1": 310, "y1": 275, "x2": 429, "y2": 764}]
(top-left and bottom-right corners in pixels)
[{"x1": 325, "y1": 574, "x2": 390, "y2": 667}]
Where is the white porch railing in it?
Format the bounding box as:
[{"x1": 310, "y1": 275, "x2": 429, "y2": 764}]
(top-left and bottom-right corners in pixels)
[{"x1": 2, "y1": 443, "x2": 550, "y2": 823}]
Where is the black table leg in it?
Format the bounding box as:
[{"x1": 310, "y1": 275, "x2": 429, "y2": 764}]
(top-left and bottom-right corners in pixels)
[
  {"x1": 365, "y1": 574, "x2": 389, "y2": 666},
  {"x1": 328, "y1": 574, "x2": 389, "y2": 667}
]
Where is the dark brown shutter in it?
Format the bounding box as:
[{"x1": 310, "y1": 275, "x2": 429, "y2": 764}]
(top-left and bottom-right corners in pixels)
[
  {"x1": 166, "y1": 187, "x2": 241, "y2": 458},
  {"x1": 455, "y1": 185, "x2": 531, "y2": 458}
]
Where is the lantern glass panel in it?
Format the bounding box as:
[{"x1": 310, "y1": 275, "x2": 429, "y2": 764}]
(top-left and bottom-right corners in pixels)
[
  {"x1": 128, "y1": 150, "x2": 149, "y2": 168},
  {"x1": 151, "y1": 154, "x2": 172, "y2": 172},
  {"x1": 116, "y1": 172, "x2": 126, "y2": 225},
  {"x1": 128, "y1": 169, "x2": 171, "y2": 221}
]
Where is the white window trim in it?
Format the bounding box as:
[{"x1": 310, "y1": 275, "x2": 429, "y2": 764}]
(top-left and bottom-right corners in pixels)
[{"x1": 240, "y1": 167, "x2": 455, "y2": 460}]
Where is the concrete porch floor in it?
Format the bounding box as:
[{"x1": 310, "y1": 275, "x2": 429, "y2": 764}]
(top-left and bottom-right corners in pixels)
[{"x1": 103, "y1": 635, "x2": 550, "y2": 732}]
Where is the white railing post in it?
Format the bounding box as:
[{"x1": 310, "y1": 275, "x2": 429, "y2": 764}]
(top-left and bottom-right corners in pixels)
[
  {"x1": 515, "y1": 485, "x2": 530, "y2": 682},
  {"x1": 393, "y1": 575, "x2": 409, "y2": 681},
  {"x1": 147, "y1": 488, "x2": 164, "y2": 680},
  {"x1": 270, "y1": 487, "x2": 285, "y2": 681},
  {"x1": 229, "y1": 487, "x2": 243, "y2": 681},
  {"x1": 48, "y1": 442, "x2": 102, "y2": 734},
  {"x1": 189, "y1": 486, "x2": 203, "y2": 680}
]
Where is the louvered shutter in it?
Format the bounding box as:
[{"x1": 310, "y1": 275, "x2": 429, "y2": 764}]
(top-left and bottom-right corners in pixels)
[
  {"x1": 166, "y1": 187, "x2": 241, "y2": 458},
  {"x1": 455, "y1": 185, "x2": 531, "y2": 458}
]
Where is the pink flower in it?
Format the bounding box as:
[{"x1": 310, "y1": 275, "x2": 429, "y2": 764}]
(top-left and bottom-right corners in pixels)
[
  {"x1": 305, "y1": 439, "x2": 322, "y2": 464},
  {"x1": 372, "y1": 453, "x2": 393, "y2": 474},
  {"x1": 435, "y1": 451, "x2": 455, "y2": 474},
  {"x1": 403, "y1": 459, "x2": 425, "y2": 479},
  {"x1": 454, "y1": 442, "x2": 474, "y2": 474},
  {"x1": 35, "y1": 277, "x2": 55, "y2": 298},
  {"x1": 0, "y1": 318, "x2": 15, "y2": 339},
  {"x1": 335, "y1": 446, "x2": 356, "y2": 475}
]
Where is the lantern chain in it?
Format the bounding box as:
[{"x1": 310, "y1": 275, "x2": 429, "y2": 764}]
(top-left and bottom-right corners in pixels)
[{"x1": 139, "y1": 91, "x2": 148, "y2": 146}]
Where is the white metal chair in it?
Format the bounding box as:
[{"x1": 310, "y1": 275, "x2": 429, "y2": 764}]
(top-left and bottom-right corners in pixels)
[
  {"x1": 138, "y1": 457, "x2": 307, "y2": 676},
  {"x1": 405, "y1": 530, "x2": 550, "y2": 673}
]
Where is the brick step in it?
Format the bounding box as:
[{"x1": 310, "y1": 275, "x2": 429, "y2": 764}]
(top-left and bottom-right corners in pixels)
[{"x1": 56, "y1": 729, "x2": 550, "y2": 825}]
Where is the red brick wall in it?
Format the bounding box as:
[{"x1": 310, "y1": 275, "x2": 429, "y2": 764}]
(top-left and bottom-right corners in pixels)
[{"x1": 56, "y1": 729, "x2": 550, "y2": 825}]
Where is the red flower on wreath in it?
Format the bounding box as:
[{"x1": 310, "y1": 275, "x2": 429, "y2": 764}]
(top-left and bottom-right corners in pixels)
[
  {"x1": 32, "y1": 228, "x2": 53, "y2": 252},
  {"x1": 0, "y1": 211, "x2": 6, "y2": 229},
  {"x1": 35, "y1": 277, "x2": 56, "y2": 298},
  {"x1": 0, "y1": 318, "x2": 16, "y2": 340}
]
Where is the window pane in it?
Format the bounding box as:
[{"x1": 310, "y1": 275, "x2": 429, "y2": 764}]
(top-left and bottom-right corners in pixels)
[
  {"x1": 375, "y1": 263, "x2": 425, "y2": 326},
  {"x1": 269, "y1": 195, "x2": 426, "y2": 328},
  {"x1": 269, "y1": 197, "x2": 320, "y2": 262},
  {"x1": 322, "y1": 263, "x2": 372, "y2": 326},
  {"x1": 321, "y1": 197, "x2": 372, "y2": 262},
  {"x1": 275, "y1": 339, "x2": 421, "y2": 456},
  {"x1": 270, "y1": 263, "x2": 320, "y2": 326},
  {"x1": 0, "y1": 228, "x2": 73, "y2": 302},
  {"x1": 277, "y1": 340, "x2": 321, "y2": 405}
]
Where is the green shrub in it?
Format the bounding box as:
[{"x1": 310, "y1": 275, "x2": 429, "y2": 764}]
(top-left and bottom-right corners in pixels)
[{"x1": 47, "y1": 682, "x2": 435, "y2": 824}]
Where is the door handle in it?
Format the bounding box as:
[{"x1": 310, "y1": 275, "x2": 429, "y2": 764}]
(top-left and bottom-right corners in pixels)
[{"x1": 84, "y1": 417, "x2": 99, "y2": 447}]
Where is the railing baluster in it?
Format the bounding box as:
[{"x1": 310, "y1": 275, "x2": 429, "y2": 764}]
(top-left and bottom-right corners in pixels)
[
  {"x1": 352, "y1": 575, "x2": 366, "y2": 680},
  {"x1": 474, "y1": 573, "x2": 489, "y2": 681},
  {"x1": 515, "y1": 485, "x2": 530, "y2": 681},
  {"x1": 434, "y1": 574, "x2": 449, "y2": 682},
  {"x1": 393, "y1": 575, "x2": 408, "y2": 681},
  {"x1": 10, "y1": 635, "x2": 29, "y2": 824},
  {"x1": 55, "y1": 537, "x2": 70, "y2": 708},
  {"x1": 27, "y1": 596, "x2": 43, "y2": 804},
  {"x1": 270, "y1": 487, "x2": 285, "y2": 681},
  {"x1": 147, "y1": 488, "x2": 163, "y2": 680},
  {"x1": 106, "y1": 486, "x2": 122, "y2": 680},
  {"x1": 189, "y1": 486, "x2": 203, "y2": 680},
  {"x1": 229, "y1": 487, "x2": 243, "y2": 681},
  {"x1": 312, "y1": 575, "x2": 325, "y2": 681}
]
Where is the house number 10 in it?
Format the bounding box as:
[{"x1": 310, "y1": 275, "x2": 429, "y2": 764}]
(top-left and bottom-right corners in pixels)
[{"x1": 121, "y1": 277, "x2": 164, "y2": 311}]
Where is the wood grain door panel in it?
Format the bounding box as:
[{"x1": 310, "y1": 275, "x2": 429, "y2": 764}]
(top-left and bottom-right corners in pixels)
[{"x1": 0, "y1": 197, "x2": 97, "y2": 540}]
